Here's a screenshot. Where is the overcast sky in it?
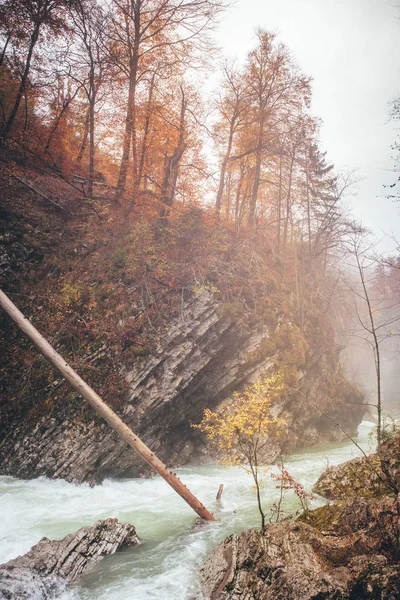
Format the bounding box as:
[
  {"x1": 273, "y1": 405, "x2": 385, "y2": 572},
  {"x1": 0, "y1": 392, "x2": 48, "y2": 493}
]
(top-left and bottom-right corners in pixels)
[{"x1": 213, "y1": 0, "x2": 400, "y2": 252}]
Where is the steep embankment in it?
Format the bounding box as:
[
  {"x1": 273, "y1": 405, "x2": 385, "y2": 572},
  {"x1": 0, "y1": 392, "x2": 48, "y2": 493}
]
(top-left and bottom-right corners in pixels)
[{"x1": 0, "y1": 164, "x2": 364, "y2": 483}]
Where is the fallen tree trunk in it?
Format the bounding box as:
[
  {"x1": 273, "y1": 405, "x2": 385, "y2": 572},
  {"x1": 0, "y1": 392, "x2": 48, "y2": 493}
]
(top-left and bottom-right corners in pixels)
[
  {"x1": 1, "y1": 166, "x2": 65, "y2": 211},
  {"x1": 0, "y1": 288, "x2": 215, "y2": 522}
]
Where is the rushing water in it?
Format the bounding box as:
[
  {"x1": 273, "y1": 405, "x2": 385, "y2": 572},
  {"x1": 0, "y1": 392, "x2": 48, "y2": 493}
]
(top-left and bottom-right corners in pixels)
[{"x1": 0, "y1": 422, "x2": 376, "y2": 599}]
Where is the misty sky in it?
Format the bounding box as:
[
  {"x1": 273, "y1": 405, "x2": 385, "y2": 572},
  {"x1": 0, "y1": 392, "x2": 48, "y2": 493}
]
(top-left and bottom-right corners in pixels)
[{"x1": 213, "y1": 0, "x2": 400, "y2": 252}]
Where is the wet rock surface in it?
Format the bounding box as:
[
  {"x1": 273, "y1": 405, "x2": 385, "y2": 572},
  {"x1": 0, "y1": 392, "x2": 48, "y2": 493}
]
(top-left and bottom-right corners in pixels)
[
  {"x1": 202, "y1": 439, "x2": 400, "y2": 600},
  {"x1": 201, "y1": 498, "x2": 400, "y2": 600},
  {"x1": 313, "y1": 436, "x2": 400, "y2": 500},
  {"x1": 0, "y1": 518, "x2": 140, "y2": 600},
  {"x1": 0, "y1": 292, "x2": 363, "y2": 483}
]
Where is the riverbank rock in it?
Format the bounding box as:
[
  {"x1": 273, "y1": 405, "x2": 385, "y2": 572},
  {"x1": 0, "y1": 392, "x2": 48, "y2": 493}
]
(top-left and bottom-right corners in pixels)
[
  {"x1": 201, "y1": 497, "x2": 400, "y2": 600},
  {"x1": 313, "y1": 436, "x2": 400, "y2": 500},
  {"x1": 0, "y1": 518, "x2": 140, "y2": 600}
]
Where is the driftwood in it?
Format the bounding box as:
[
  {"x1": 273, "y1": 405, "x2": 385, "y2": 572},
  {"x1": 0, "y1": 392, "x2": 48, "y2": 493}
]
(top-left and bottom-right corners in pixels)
[
  {"x1": 216, "y1": 484, "x2": 224, "y2": 502},
  {"x1": 0, "y1": 518, "x2": 140, "y2": 599},
  {"x1": 0, "y1": 289, "x2": 215, "y2": 522}
]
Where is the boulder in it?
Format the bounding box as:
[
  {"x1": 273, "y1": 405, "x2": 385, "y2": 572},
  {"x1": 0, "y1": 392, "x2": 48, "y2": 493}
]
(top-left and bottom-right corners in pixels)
[
  {"x1": 201, "y1": 498, "x2": 400, "y2": 600},
  {"x1": 0, "y1": 518, "x2": 140, "y2": 600},
  {"x1": 313, "y1": 436, "x2": 400, "y2": 500}
]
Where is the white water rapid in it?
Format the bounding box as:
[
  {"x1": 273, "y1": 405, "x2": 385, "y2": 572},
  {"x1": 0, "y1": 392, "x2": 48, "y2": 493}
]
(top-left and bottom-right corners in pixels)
[{"x1": 0, "y1": 421, "x2": 376, "y2": 600}]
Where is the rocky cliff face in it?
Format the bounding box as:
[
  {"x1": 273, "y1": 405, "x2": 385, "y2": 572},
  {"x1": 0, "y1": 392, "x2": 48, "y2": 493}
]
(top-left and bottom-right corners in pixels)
[{"x1": 0, "y1": 291, "x2": 364, "y2": 484}]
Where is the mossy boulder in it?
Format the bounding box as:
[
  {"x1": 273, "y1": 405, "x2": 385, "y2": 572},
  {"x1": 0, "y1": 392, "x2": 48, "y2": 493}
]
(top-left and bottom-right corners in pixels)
[
  {"x1": 313, "y1": 436, "x2": 400, "y2": 501},
  {"x1": 202, "y1": 497, "x2": 400, "y2": 600}
]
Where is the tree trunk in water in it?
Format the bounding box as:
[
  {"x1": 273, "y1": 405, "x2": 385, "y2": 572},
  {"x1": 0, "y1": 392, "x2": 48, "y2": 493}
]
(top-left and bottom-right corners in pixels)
[{"x1": 0, "y1": 288, "x2": 215, "y2": 522}]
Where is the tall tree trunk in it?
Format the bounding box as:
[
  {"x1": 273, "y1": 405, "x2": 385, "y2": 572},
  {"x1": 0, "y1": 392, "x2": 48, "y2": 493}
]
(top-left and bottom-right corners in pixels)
[
  {"x1": 115, "y1": 5, "x2": 141, "y2": 202},
  {"x1": 22, "y1": 88, "x2": 29, "y2": 144},
  {"x1": 160, "y1": 89, "x2": 187, "y2": 215},
  {"x1": 137, "y1": 72, "x2": 155, "y2": 189},
  {"x1": 234, "y1": 163, "x2": 245, "y2": 223},
  {"x1": 130, "y1": 107, "x2": 138, "y2": 204},
  {"x1": 283, "y1": 151, "x2": 295, "y2": 249},
  {"x1": 88, "y1": 94, "x2": 95, "y2": 197},
  {"x1": 225, "y1": 171, "x2": 232, "y2": 218},
  {"x1": 277, "y1": 150, "x2": 283, "y2": 252},
  {"x1": 76, "y1": 108, "x2": 90, "y2": 164},
  {"x1": 115, "y1": 60, "x2": 138, "y2": 200},
  {"x1": 356, "y1": 253, "x2": 383, "y2": 451},
  {"x1": 1, "y1": 23, "x2": 40, "y2": 144},
  {"x1": 126, "y1": 73, "x2": 155, "y2": 214},
  {"x1": 248, "y1": 147, "x2": 262, "y2": 226},
  {"x1": 45, "y1": 90, "x2": 79, "y2": 153},
  {"x1": 0, "y1": 33, "x2": 11, "y2": 68},
  {"x1": 215, "y1": 118, "x2": 236, "y2": 215},
  {"x1": 305, "y1": 150, "x2": 312, "y2": 255},
  {"x1": 248, "y1": 121, "x2": 264, "y2": 226}
]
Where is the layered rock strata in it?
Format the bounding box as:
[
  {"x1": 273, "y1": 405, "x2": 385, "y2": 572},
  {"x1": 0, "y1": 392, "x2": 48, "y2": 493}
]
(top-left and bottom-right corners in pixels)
[
  {"x1": 0, "y1": 518, "x2": 140, "y2": 600},
  {"x1": 0, "y1": 292, "x2": 363, "y2": 483}
]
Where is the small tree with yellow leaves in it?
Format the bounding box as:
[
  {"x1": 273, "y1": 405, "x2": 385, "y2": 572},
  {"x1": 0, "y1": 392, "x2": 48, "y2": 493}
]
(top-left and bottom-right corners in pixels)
[{"x1": 194, "y1": 372, "x2": 285, "y2": 531}]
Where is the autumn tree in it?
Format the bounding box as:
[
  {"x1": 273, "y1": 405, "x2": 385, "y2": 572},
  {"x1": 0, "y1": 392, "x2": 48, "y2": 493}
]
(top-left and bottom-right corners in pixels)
[
  {"x1": 0, "y1": 0, "x2": 70, "y2": 146},
  {"x1": 212, "y1": 30, "x2": 312, "y2": 232},
  {"x1": 108, "y1": 0, "x2": 226, "y2": 203},
  {"x1": 42, "y1": 72, "x2": 82, "y2": 161},
  {"x1": 214, "y1": 62, "x2": 248, "y2": 215},
  {"x1": 66, "y1": 0, "x2": 112, "y2": 195},
  {"x1": 279, "y1": 116, "x2": 308, "y2": 248},
  {"x1": 244, "y1": 30, "x2": 310, "y2": 226},
  {"x1": 194, "y1": 373, "x2": 285, "y2": 531}
]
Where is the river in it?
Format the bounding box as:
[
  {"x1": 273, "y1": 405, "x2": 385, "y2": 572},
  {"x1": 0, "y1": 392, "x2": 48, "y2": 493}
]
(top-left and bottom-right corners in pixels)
[{"x1": 0, "y1": 421, "x2": 375, "y2": 599}]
